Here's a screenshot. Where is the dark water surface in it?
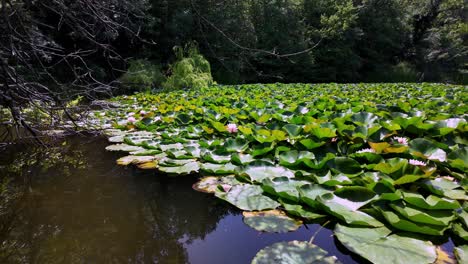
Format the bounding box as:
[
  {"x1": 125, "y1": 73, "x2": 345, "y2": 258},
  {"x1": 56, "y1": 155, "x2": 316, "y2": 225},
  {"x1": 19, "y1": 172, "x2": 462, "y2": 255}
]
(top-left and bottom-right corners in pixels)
[{"x1": 0, "y1": 136, "x2": 454, "y2": 264}]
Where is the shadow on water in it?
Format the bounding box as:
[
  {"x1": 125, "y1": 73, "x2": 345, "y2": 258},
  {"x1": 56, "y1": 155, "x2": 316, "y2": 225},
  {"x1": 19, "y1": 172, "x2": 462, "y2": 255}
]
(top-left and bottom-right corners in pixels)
[{"x1": 0, "y1": 136, "x2": 367, "y2": 263}]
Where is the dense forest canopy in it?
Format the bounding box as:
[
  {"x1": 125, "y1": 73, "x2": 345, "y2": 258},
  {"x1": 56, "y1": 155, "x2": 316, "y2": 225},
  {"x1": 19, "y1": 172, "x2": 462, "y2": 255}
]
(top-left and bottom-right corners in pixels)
[{"x1": 0, "y1": 0, "x2": 466, "y2": 137}]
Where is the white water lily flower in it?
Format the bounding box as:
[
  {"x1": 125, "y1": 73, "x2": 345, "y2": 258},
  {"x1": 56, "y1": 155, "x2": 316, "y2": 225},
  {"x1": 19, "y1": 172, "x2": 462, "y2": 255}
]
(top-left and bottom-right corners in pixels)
[
  {"x1": 356, "y1": 148, "x2": 376, "y2": 154},
  {"x1": 154, "y1": 116, "x2": 162, "y2": 122},
  {"x1": 393, "y1": 136, "x2": 408, "y2": 145},
  {"x1": 99, "y1": 112, "x2": 106, "y2": 117},
  {"x1": 409, "y1": 159, "x2": 426, "y2": 166},
  {"x1": 127, "y1": 112, "x2": 135, "y2": 117},
  {"x1": 140, "y1": 110, "x2": 147, "y2": 116},
  {"x1": 227, "y1": 123, "x2": 238, "y2": 133}
]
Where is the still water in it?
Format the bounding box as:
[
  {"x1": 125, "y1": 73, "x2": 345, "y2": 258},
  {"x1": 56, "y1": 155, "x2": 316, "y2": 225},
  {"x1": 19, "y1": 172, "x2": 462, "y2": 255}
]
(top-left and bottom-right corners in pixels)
[{"x1": 0, "y1": 136, "x2": 450, "y2": 264}]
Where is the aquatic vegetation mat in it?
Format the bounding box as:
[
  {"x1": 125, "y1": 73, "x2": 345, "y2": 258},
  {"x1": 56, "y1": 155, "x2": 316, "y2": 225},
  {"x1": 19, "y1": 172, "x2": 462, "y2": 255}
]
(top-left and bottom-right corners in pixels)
[{"x1": 91, "y1": 83, "x2": 468, "y2": 263}]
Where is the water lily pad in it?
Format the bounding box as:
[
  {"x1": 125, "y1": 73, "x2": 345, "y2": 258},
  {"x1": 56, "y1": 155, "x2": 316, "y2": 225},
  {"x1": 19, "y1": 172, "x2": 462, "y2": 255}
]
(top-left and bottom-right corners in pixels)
[
  {"x1": 215, "y1": 184, "x2": 280, "y2": 211},
  {"x1": 402, "y1": 191, "x2": 461, "y2": 210},
  {"x1": 409, "y1": 138, "x2": 447, "y2": 162},
  {"x1": 261, "y1": 177, "x2": 308, "y2": 202},
  {"x1": 375, "y1": 204, "x2": 448, "y2": 235},
  {"x1": 298, "y1": 184, "x2": 333, "y2": 209},
  {"x1": 455, "y1": 245, "x2": 468, "y2": 263},
  {"x1": 192, "y1": 175, "x2": 240, "y2": 193},
  {"x1": 389, "y1": 201, "x2": 455, "y2": 226},
  {"x1": 105, "y1": 144, "x2": 144, "y2": 152},
  {"x1": 116, "y1": 155, "x2": 156, "y2": 165},
  {"x1": 278, "y1": 150, "x2": 315, "y2": 167},
  {"x1": 240, "y1": 162, "x2": 294, "y2": 183},
  {"x1": 158, "y1": 161, "x2": 200, "y2": 175},
  {"x1": 252, "y1": 241, "x2": 338, "y2": 264},
  {"x1": 200, "y1": 162, "x2": 238, "y2": 174},
  {"x1": 453, "y1": 223, "x2": 468, "y2": 241},
  {"x1": 317, "y1": 192, "x2": 383, "y2": 227},
  {"x1": 280, "y1": 199, "x2": 326, "y2": 220},
  {"x1": 242, "y1": 210, "x2": 303, "y2": 233},
  {"x1": 334, "y1": 224, "x2": 437, "y2": 264}
]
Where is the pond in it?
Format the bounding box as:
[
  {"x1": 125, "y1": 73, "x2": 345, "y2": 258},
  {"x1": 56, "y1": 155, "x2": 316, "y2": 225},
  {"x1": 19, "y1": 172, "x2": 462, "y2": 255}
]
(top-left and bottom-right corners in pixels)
[{"x1": 0, "y1": 136, "x2": 372, "y2": 264}]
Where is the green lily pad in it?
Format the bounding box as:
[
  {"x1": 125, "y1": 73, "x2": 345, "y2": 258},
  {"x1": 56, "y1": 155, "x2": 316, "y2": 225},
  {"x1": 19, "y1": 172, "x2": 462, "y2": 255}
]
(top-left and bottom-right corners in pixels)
[
  {"x1": 261, "y1": 177, "x2": 309, "y2": 202},
  {"x1": 224, "y1": 138, "x2": 249, "y2": 152},
  {"x1": 279, "y1": 199, "x2": 326, "y2": 220},
  {"x1": 240, "y1": 162, "x2": 294, "y2": 183},
  {"x1": 453, "y1": 223, "x2": 468, "y2": 241},
  {"x1": 402, "y1": 191, "x2": 461, "y2": 210},
  {"x1": 298, "y1": 184, "x2": 334, "y2": 209},
  {"x1": 243, "y1": 210, "x2": 303, "y2": 233},
  {"x1": 279, "y1": 150, "x2": 315, "y2": 167},
  {"x1": 389, "y1": 201, "x2": 455, "y2": 226},
  {"x1": 158, "y1": 161, "x2": 200, "y2": 175},
  {"x1": 317, "y1": 192, "x2": 382, "y2": 227},
  {"x1": 447, "y1": 147, "x2": 468, "y2": 171},
  {"x1": 327, "y1": 157, "x2": 362, "y2": 175},
  {"x1": 215, "y1": 184, "x2": 280, "y2": 211},
  {"x1": 409, "y1": 138, "x2": 447, "y2": 162},
  {"x1": 252, "y1": 241, "x2": 338, "y2": 264},
  {"x1": 455, "y1": 245, "x2": 468, "y2": 263},
  {"x1": 192, "y1": 175, "x2": 240, "y2": 193},
  {"x1": 105, "y1": 144, "x2": 145, "y2": 152},
  {"x1": 200, "y1": 162, "x2": 238, "y2": 174},
  {"x1": 116, "y1": 155, "x2": 155, "y2": 165},
  {"x1": 375, "y1": 204, "x2": 448, "y2": 236},
  {"x1": 334, "y1": 224, "x2": 437, "y2": 264}
]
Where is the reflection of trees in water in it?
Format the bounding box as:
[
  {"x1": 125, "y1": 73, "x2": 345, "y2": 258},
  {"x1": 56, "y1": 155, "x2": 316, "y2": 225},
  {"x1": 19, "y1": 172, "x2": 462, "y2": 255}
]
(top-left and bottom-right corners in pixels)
[{"x1": 0, "y1": 136, "x2": 233, "y2": 263}]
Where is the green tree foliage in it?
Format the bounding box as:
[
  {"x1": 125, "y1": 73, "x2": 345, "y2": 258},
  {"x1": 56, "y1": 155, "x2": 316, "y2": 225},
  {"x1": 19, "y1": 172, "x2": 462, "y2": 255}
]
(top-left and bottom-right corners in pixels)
[
  {"x1": 119, "y1": 60, "x2": 166, "y2": 91},
  {"x1": 142, "y1": 0, "x2": 466, "y2": 84},
  {"x1": 163, "y1": 44, "x2": 214, "y2": 90}
]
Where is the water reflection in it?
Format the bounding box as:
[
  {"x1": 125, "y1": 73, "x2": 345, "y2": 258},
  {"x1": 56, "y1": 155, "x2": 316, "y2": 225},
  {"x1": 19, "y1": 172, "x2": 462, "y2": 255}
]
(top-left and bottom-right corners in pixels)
[{"x1": 0, "y1": 136, "x2": 361, "y2": 264}]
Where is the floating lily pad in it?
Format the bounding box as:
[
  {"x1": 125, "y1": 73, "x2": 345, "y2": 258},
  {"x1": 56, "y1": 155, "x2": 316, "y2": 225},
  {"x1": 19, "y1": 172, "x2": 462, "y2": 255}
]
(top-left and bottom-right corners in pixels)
[
  {"x1": 192, "y1": 175, "x2": 240, "y2": 193},
  {"x1": 252, "y1": 241, "x2": 338, "y2": 264},
  {"x1": 116, "y1": 155, "x2": 155, "y2": 165},
  {"x1": 240, "y1": 162, "x2": 294, "y2": 183},
  {"x1": 242, "y1": 210, "x2": 303, "y2": 233},
  {"x1": 105, "y1": 144, "x2": 144, "y2": 152},
  {"x1": 455, "y1": 245, "x2": 468, "y2": 264},
  {"x1": 158, "y1": 161, "x2": 200, "y2": 175},
  {"x1": 215, "y1": 184, "x2": 280, "y2": 211},
  {"x1": 334, "y1": 224, "x2": 437, "y2": 264}
]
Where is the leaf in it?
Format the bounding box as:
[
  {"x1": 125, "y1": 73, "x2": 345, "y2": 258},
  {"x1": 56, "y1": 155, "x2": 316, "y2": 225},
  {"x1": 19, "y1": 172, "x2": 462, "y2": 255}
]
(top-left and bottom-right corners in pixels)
[
  {"x1": 422, "y1": 178, "x2": 467, "y2": 200},
  {"x1": 334, "y1": 224, "x2": 437, "y2": 264},
  {"x1": 310, "y1": 127, "x2": 336, "y2": 139},
  {"x1": 283, "y1": 124, "x2": 303, "y2": 137},
  {"x1": 279, "y1": 199, "x2": 326, "y2": 220},
  {"x1": 252, "y1": 241, "x2": 338, "y2": 264},
  {"x1": 224, "y1": 138, "x2": 249, "y2": 152},
  {"x1": 409, "y1": 138, "x2": 447, "y2": 162},
  {"x1": 240, "y1": 162, "x2": 294, "y2": 183},
  {"x1": 298, "y1": 184, "x2": 333, "y2": 209},
  {"x1": 447, "y1": 147, "x2": 468, "y2": 171},
  {"x1": 455, "y1": 245, "x2": 468, "y2": 264},
  {"x1": 299, "y1": 139, "x2": 326, "y2": 150},
  {"x1": 327, "y1": 157, "x2": 362, "y2": 175},
  {"x1": 453, "y1": 223, "x2": 468, "y2": 241},
  {"x1": 317, "y1": 191, "x2": 383, "y2": 227},
  {"x1": 158, "y1": 161, "x2": 200, "y2": 175},
  {"x1": 231, "y1": 153, "x2": 256, "y2": 165},
  {"x1": 242, "y1": 210, "x2": 303, "y2": 233},
  {"x1": 402, "y1": 191, "x2": 461, "y2": 210},
  {"x1": 375, "y1": 204, "x2": 448, "y2": 236},
  {"x1": 192, "y1": 176, "x2": 240, "y2": 193},
  {"x1": 389, "y1": 201, "x2": 456, "y2": 226},
  {"x1": 116, "y1": 155, "x2": 155, "y2": 165},
  {"x1": 215, "y1": 184, "x2": 280, "y2": 211},
  {"x1": 200, "y1": 162, "x2": 238, "y2": 174},
  {"x1": 278, "y1": 150, "x2": 315, "y2": 167},
  {"x1": 261, "y1": 177, "x2": 308, "y2": 202},
  {"x1": 212, "y1": 121, "x2": 227, "y2": 132},
  {"x1": 201, "y1": 151, "x2": 232, "y2": 164},
  {"x1": 105, "y1": 144, "x2": 144, "y2": 152}
]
